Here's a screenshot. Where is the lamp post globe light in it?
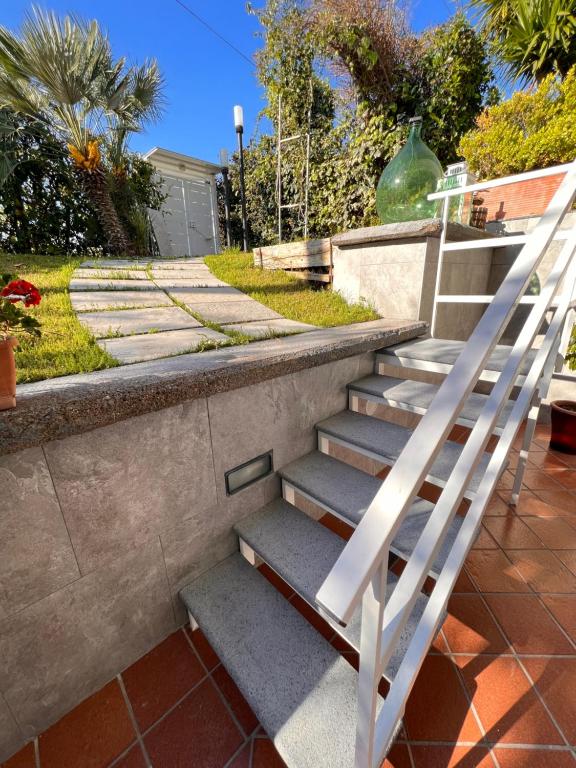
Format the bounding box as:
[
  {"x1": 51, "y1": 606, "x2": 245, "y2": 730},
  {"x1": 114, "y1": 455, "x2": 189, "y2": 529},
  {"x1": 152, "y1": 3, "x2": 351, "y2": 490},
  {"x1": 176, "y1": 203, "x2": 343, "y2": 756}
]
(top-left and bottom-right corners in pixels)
[{"x1": 234, "y1": 104, "x2": 249, "y2": 252}]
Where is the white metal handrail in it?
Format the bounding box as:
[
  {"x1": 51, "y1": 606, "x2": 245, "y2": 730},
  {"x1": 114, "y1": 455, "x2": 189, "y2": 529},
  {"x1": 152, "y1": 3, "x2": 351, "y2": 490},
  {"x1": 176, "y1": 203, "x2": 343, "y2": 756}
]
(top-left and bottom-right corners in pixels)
[
  {"x1": 314, "y1": 160, "x2": 576, "y2": 768},
  {"x1": 430, "y1": 161, "x2": 571, "y2": 337}
]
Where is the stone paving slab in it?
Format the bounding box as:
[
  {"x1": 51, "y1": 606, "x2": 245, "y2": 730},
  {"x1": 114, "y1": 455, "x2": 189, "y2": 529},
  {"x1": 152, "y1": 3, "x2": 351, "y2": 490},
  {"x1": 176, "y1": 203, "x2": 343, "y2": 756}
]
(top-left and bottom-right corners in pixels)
[
  {"x1": 98, "y1": 327, "x2": 228, "y2": 364},
  {"x1": 77, "y1": 307, "x2": 202, "y2": 338},
  {"x1": 153, "y1": 277, "x2": 226, "y2": 289},
  {"x1": 185, "y1": 300, "x2": 282, "y2": 324},
  {"x1": 73, "y1": 269, "x2": 150, "y2": 280},
  {"x1": 165, "y1": 286, "x2": 251, "y2": 304},
  {"x1": 70, "y1": 278, "x2": 158, "y2": 292},
  {"x1": 224, "y1": 318, "x2": 319, "y2": 338},
  {"x1": 71, "y1": 290, "x2": 172, "y2": 312},
  {"x1": 150, "y1": 259, "x2": 206, "y2": 268},
  {"x1": 80, "y1": 259, "x2": 147, "y2": 269}
]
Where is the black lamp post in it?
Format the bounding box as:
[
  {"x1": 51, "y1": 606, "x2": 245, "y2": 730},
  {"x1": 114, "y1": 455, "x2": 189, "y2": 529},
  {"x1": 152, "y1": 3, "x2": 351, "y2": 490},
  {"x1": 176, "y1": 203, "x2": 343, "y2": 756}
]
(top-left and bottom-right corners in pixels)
[
  {"x1": 219, "y1": 148, "x2": 232, "y2": 248},
  {"x1": 234, "y1": 104, "x2": 248, "y2": 252}
]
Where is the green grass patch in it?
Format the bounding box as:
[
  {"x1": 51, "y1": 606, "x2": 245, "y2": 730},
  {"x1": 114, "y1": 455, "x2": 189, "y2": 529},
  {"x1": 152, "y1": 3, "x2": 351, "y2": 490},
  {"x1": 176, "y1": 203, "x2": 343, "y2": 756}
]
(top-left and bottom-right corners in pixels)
[
  {"x1": 0, "y1": 253, "x2": 118, "y2": 383},
  {"x1": 205, "y1": 250, "x2": 379, "y2": 327}
]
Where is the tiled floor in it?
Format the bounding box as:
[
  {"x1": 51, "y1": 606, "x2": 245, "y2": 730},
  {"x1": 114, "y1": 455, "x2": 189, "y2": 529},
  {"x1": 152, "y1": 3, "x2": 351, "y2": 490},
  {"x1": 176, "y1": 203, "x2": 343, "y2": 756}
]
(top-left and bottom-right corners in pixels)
[{"x1": 3, "y1": 424, "x2": 576, "y2": 768}]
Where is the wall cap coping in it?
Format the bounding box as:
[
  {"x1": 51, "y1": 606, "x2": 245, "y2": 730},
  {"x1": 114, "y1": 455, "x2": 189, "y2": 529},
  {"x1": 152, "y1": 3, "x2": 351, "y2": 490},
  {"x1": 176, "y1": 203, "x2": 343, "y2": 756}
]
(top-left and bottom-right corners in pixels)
[
  {"x1": 1, "y1": 319, "x2": 427, "y2": 457},
  {"x1": 331, "y1": 219, "x2": 494, "y2": 248}
]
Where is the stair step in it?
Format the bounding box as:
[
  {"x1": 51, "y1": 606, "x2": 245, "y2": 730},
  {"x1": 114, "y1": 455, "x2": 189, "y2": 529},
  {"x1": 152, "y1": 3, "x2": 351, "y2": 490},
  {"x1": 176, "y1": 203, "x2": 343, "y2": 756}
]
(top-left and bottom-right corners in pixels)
[
  {"x1": 349, "y1": 374, "x2": 514, "y2": 434},
  {"x1": 234, "y1": 499, "x2": 427, "y2": 679},
  {"x1": 316, "y1": 410, "x2": 492, "y2": 499},
  {"x1": 377, "y1": 338, "x2": 538, "y2": 382},
  {"x1": 180, "y1": 552, "x2": 382, "y2": 768},
  {"x1": 280, "y1": 451, "x2": 462, "y2": 576}
]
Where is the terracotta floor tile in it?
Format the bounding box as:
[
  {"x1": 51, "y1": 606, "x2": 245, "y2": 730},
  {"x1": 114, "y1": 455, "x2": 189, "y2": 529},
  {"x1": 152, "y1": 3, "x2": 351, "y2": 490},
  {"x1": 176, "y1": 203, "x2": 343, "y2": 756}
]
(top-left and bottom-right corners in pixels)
[
  {"x1": 540, "y1": 595, "x2": 576, "y2": 643},
  {"x1": 494, "y1": 747, "x2": 576, "y2": 767},
  {"x1": 212, "y1": 665, "x2": 259, "y2": 737},
  {"x1": 486, "y1": 494, "x2": 513, "y2": 516},
  {"x1": 289, "y1": 594, "x2": 334, "y2": 640},
  {"x1": 457, "y1": 655, "x2": 563, "y2": 745},
  {"x1": 522, "y1": 469, "x2": 565, "y2": 492},
  {"x1": 258, "y1": 563, "x2": 294, "y2": 599},
  {"x1": 548, "y1": 450, "x2": 576, "y2": 467},
  {"x1": 122, "y1": 629, "x2": 205, "y2": 732},
  {"x1": 472, "y1": 526, "x2": 500, "y2": 549},
  {"x1": 552, "y1": 469, "x2": 576, "y2": 489},
  {"x1": 409, "y1": 744, "x2": 496, "y2": 768},
  {"x1": 111, "y1": 744, "x2": 147, "y2": 768},
  {"x1": 252, "y1": 737, "x2": 287, "y2": 767},
  {"x1": 523, "y1": 657, "x2": 576, "y2": 744},
  {"x1": 38, "y1": 679, "x2": 135, "y2": 768},
  {"x1": 520, "y1": 517, "x2": 576, "y2": 550},
  {"x1": 483, "y1": 517, "x2": 544, "y2": 550},
  {"x1": 187, "y1": 627, "x2": 220, "y2": 671},
  {"x1": 556, "y1": 550, "x2": 576, "y2": 576},
  {"x1": 534, "y1": 489, "x2": 576, "y2": 513},
  {"x1": 442, "y1": 595, "x2": 509, "y2": 654},
  {"x1": 497, "y1": 471, "x2": 517, "y2": 490},
  {"x1": 505, "y1": 550, "x2": 576, "y2": 593},
  {"x1": 454, "y1": 568, "x2": 478, "y2": 593},
  {"x1": 528, "y1": 451, "x2": 569, "y2": 471},
  {"x1": 144, "y1": 678, "x2": 243, "y2": 768},
  {"x1": 0, "y1": 743, "x2": 35, "y2": 768},
  {"x1": 379, "y1": 741, "x2": 412, "y2": 768},
  {"x1": 227, "y1": 742, "x2": 251, "y2": 768},
  {"x1": 404, "y1": 654, "x2": 483, "y2": 743},
  {"x1": 484, "y1": 594, "x2": 575, "y2": 655},
  {"x1": 465, "y1": 550, "x2": 530, "y2": 593}
]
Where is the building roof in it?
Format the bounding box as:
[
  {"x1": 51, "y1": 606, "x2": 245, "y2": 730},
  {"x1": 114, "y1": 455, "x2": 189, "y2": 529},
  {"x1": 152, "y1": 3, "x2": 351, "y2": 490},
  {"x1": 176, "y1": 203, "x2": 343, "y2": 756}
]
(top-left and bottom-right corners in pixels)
[{"x1": 143, "y1": 147, "x2": 223, "y2": 176}]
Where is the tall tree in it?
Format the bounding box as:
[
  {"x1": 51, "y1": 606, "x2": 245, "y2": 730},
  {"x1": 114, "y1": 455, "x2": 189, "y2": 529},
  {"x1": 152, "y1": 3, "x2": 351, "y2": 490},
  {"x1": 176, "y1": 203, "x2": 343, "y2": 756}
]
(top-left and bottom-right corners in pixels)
[
  {"x1": 470, "y1": 0, "x2": 576, "y2": 84},
  {"x1": 0, "y1": 9, "x2": 163, "y2": 254}
]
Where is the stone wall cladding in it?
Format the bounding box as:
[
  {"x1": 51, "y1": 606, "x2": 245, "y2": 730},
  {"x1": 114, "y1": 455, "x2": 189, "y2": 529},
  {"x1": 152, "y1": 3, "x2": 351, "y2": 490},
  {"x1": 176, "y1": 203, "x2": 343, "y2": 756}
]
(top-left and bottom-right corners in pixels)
[{"x1": 0, "y1": 351, "x2": 378, "y2": 760}]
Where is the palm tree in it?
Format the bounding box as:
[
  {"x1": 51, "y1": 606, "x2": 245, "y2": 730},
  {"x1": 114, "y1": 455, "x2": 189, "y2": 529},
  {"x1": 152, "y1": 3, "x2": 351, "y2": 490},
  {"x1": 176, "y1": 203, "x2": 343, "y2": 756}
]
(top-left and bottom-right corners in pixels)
[
  {"x1": 0, "y1": 9, "x2": 163, "y2": 254},
  {"x1": 470, "y1": 0, "x2": 576, "y2": 84}
]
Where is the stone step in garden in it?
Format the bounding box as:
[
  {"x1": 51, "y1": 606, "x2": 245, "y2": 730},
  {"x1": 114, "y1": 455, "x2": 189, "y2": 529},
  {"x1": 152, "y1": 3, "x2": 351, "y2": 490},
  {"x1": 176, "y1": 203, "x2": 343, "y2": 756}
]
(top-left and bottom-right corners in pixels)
[
  {"x1": 73, "y1": 268, "x2": 150, "y2": 280},
  {"x1": 189, "y1": 300, "x2": 282, "y2": 325},
  {"x1": 77, "y1": 306, "x2": 202, "y2": 338},
  {"x1": 153, "y1": 277, "x2": 227, "y2": 289},
  {"x1": 98, "y1": 327, "x2": 228, "y2": 363},
  {"x1": 70, "y1": 278, "x2": 158, "y2": 291},
  {"x1": 225, "y1": 318, "x2": 318, "y2": 337},
  {"x1": 71, "y1": 290, "x2": 172, "y2": 311},
  {"x1": 166, "y1": 286, "x2": 252, "y2": 303},
  {"x1": 80, "y1": 259, "x2": 148, "y2": 269}
]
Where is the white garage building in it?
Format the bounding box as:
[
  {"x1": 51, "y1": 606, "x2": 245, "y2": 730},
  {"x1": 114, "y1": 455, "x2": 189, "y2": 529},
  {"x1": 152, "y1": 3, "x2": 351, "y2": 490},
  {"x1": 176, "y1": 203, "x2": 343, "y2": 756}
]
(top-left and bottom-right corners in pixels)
[{"x1": 143, "y1": 147, "x2": 222, "y2": 258}]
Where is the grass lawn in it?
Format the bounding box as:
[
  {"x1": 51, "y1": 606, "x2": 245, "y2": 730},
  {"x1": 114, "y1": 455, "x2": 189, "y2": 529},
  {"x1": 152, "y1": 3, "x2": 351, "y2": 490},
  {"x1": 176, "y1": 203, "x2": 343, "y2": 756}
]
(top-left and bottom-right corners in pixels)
[
  {"x1": 205, "y1": 250, "x2": 379, "y2": 326},
  {"x1": 0, "y1": 253, "x2": 118, "y2": 384}
]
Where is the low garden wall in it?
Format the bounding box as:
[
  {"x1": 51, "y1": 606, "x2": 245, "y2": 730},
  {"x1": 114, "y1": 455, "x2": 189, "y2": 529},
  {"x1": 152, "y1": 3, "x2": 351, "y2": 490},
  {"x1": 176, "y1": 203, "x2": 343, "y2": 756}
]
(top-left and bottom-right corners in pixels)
[{"x1": 0, "y1": 318, "x2": 426, "y2": 761}]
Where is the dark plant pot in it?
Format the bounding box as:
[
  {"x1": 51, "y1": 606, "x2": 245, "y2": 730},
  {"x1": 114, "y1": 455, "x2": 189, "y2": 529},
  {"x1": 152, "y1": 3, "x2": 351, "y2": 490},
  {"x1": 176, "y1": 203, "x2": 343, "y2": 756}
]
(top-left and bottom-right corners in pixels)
[{"x1": 550, "y1": 400, "x2": 576, "y2": 454}]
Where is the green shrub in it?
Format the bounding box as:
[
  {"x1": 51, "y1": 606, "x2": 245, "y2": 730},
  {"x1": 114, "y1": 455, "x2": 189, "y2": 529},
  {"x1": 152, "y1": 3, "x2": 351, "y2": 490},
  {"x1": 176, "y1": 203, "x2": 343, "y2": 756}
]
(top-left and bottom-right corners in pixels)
[{"x1": 459, "y1": 66, "x2": 576, "y2": 178}]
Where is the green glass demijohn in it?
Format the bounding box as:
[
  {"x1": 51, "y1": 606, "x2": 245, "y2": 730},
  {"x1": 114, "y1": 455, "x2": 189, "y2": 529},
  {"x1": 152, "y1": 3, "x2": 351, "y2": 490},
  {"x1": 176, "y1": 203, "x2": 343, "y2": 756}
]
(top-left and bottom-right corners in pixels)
[{"x1": 376, "y1": 116, "x2": 443, "y2": 224}]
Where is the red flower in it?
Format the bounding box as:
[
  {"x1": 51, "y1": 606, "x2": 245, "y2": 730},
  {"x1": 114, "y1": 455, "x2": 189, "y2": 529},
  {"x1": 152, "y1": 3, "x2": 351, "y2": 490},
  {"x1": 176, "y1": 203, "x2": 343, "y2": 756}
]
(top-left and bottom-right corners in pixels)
[{"x1": 1, "y1": 279, "x2": 41, "y2": 307}]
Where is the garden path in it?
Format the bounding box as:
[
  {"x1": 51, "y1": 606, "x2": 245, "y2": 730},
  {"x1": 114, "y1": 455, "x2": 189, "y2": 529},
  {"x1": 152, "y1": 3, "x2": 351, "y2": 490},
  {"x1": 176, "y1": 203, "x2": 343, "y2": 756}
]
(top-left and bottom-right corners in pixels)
[{"x1": 70, "y1": 257, "x2": 317, "y2": 364}]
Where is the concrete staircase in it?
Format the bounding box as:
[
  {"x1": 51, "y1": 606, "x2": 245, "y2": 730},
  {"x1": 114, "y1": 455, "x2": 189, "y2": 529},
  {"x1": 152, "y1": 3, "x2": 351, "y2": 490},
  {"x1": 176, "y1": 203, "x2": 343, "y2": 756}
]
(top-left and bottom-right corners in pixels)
[{"x1": 180, "y1": 337, "x2": 506, "y2": 768}]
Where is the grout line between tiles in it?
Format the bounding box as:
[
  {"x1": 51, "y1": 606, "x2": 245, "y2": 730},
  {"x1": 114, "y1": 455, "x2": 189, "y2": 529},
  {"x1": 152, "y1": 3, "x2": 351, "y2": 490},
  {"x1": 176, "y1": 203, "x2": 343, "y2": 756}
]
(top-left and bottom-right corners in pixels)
[{"x1": 116, "y1": 674, "x2": 153, "y2": 768}]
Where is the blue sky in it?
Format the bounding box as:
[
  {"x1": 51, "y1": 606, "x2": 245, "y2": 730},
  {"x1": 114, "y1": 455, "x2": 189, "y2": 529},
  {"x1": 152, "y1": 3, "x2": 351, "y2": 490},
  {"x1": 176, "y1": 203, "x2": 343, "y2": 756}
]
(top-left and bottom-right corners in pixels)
[{"x1": 2, "y1": 1, "x2": 456, "y2": 164}]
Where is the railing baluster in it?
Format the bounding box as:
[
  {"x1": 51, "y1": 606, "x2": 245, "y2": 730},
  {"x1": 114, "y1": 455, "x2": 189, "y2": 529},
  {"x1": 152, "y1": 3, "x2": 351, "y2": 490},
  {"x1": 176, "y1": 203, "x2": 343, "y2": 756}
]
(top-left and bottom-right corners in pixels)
[{"x1": 355, "y1": 561, "x2": 387, "y2": 768}]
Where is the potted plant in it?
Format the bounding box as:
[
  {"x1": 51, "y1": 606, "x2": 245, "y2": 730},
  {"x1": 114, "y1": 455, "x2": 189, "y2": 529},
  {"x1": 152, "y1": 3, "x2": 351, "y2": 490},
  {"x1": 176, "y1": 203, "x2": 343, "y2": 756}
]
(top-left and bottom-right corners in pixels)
[
  {"x1": 550, "y1": 325, "x2": 576, "y2": 453},
  {"x1": 0, "y1": 275, "x2": 41, "y2": 410}
]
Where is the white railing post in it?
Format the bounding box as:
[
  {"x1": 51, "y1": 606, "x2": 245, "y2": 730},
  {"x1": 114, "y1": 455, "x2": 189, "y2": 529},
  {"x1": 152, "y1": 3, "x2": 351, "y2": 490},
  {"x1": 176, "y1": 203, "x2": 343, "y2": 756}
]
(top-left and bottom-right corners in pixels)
[
  {"x1": 431, "y1": 196, "x2": 450, "y2": 338},
  {"x1": 355, "y1": 561, "x2": 387, "y2": 768}
]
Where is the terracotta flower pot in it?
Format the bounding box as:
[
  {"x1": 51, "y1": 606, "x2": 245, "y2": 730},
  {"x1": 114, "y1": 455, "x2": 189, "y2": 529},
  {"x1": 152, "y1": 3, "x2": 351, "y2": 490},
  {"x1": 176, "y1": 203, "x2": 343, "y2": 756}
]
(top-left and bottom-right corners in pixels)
[
  {"x1": 0, "y1": 337, "x2": 18, "y2": 411},
  {"x1": 550, "y1": 400, "x2": 576, "y2": 454}
]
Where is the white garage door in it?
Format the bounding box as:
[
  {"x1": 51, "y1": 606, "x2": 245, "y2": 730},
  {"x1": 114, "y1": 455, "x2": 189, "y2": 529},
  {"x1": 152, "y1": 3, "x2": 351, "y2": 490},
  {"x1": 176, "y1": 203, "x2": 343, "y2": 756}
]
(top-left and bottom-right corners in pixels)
[{"x1": 159, "y1": 175, "x2": 218, "y2": 257}]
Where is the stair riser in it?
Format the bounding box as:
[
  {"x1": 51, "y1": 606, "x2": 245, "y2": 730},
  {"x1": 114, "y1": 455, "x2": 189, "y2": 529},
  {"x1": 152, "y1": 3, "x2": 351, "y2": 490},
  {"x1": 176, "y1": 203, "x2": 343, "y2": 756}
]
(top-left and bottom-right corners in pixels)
[{"x1": 375, "y1": 355, "x2": 529, "y2": 387}]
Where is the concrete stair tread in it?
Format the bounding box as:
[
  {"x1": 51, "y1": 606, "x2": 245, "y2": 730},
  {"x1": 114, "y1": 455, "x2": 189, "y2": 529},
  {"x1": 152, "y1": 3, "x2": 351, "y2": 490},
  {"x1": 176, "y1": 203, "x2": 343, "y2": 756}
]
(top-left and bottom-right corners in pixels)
[
  {"x1": 316, "y1": 410, "x2": 490, "y2": 497},
  {"x1": 180, "y1": 552, "x2": 382, "y2": 768},
  {"x1": 279, "y1": 451, "x2": 462, "y2": 576},
  {"x1": 349, "y1": 374, "x2": 514, "y2": 432},
  {"x1": 378, "y1": 338, "x2": 538, "y2": 375},
  {"x1": 234, "y1": 499, "x2": 428, "y2": 679}
]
